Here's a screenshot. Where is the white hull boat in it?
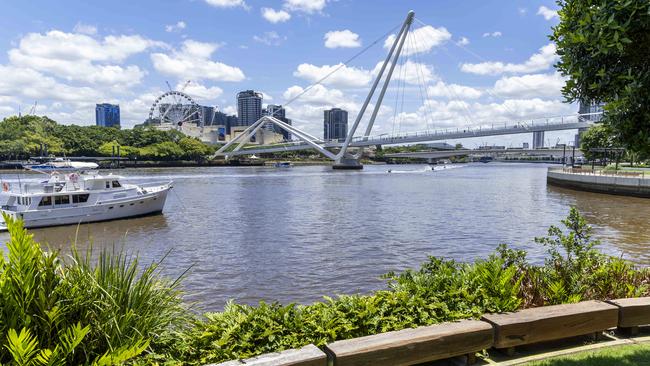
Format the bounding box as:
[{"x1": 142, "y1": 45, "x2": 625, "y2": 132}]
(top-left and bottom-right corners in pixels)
[
  {"x1": 0, "y1": 171, "x2": 171, "y2": 230},
  {"x1": 23, "y1": 158, "x2": 99, "y2": 172}
]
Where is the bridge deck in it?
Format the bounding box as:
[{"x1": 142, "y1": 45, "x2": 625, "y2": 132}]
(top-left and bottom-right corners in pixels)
[{"x1": 223, "y1": 120, "x2": 591, "y2": 157}]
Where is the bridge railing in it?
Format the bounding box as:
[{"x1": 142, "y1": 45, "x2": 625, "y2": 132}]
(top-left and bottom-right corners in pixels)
[{"x1": 355, "y1": 113, "x2": 599, "y2": 144}]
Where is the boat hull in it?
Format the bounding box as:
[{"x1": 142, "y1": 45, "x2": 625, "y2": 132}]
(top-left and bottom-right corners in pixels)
[{"x1": 0, "y1": 187, "x2": 170, "y2": 230}]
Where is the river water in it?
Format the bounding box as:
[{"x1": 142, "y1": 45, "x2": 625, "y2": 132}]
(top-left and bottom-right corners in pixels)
[{"x1": 1, "y1": 163, "x2": 649, "y2": 311}]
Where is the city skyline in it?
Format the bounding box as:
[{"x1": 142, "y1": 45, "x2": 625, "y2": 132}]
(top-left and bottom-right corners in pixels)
[{"x1": 0, "y1": 0, "x2": 574, "y2": 147}]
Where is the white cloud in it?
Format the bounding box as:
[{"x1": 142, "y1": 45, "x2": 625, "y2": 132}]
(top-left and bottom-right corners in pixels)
[
  {"x1": 492, "y1": 72, "x2": 566, "y2": 99},
  {"x1": 151, "y1": 40, "x2": 245, "y2": 82},
  {"x1": 293, "y1": 63, "x2": 371, "y2": 88},
  {"x1": 372, "y1": 60, "x2": 436, "y2": 85},
  {"x1": 0, "y1": 65, "x2": 102, "y2": 103},
  {"x1": 456, "y1": 37, "x2": 470, "y2": 46},
  {"x1": 537, "y1": 6, "x2": 559, "y2": 20},
  {"x1": 10, "y1": 31, "x2": 161, "y2": 63},
  {"x1": 283, "y1": 0, "x2": 327, "y2": 13},
  {"x1": 205, "y1": 0, "x2": 248, "y2": 9},
  {"x1": 324, "y1": 30, "x2": 361, "y2": 48},
  {"x1": 7, "y1": 30, "x2": 159, "y2": 87},
  {"x1": 9, "y1": 51, "x2": 146, "y2": 87},
  {"x1": 253, "y1": 31, "x2": 286, "y2": 46},
  {"x1": 427, "y1": 81, "x2": 482, "y2": 99},
  {"x1": 178, "y1": 81, "x2": 223, "y2": 102},
  {"x1": 261, "y1": 8, "x2": 291, "y2": 23},
  {"x1": 461, "y1": 43, "x2": 558, "y2": 75},
  {"x1": 482, "y1": 31, "x2": 502, "y2": 38},
  {"x1": 73, "y1": 22, "x2": 97, "y2": 35},
  {"x1": 120, "y1": 92, "x2": 159, "y2": 123},
  {"x1": 384, "y1": 25, "x2": 451, "y2": 55},
  {"x1": 222, "y1": 105, "x2": 237, "y2": 115},
  {"x1": 165, "y1": 21, "x2": 187, "y2": 33},
  {"x1": 283, "y1": 84, "x2": 347, "y2": 105},
  {"x1": 394, "y1": 98, "x2": 574, "y2": 132}
]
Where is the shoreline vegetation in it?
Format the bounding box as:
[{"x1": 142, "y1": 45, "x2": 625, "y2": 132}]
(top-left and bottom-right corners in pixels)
[{"x1": 0, "y1": 208, "x2": 648, "y2": 365}]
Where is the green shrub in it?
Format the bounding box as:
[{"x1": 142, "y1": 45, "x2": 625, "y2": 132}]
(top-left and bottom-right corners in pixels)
[{"x1": 0, "y1": 214, "x2": 188, "y2": 365}]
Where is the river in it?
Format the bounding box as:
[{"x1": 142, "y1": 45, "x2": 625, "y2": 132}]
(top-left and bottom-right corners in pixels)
[{"x1": 1, "y1": 163, "x2": 649, "y2": 311}]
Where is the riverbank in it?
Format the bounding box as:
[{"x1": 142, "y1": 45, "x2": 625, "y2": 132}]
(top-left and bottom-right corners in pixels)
[{"x1": 547, "y1": 167, "x2": 650, "y2": 198}]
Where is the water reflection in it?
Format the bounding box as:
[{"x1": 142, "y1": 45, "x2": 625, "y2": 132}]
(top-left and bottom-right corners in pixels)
[{"x1": 547, "y1": 185, "x2": 650, "y2": 262}]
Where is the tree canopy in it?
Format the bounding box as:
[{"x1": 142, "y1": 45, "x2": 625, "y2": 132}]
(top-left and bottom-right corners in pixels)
[
  {"x1": 551, "y1": 0, "x2": 650, "y2": 156},
  {"x1": 579, "y1": 124, "x2": 619, "y2": 160},
  {"x1": 0, "y1": 115, "x2": 215, "y2": 161}
]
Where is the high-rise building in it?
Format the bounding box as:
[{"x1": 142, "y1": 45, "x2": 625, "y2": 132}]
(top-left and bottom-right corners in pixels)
[
  {"x1": 579, "y1": 101, "x2": 604, "y2": 122},
  {"x1": 263, "y1": 104, "x2": 292, "y2": 140},
  {"x1": 236, "y1": 90, "x2": 263, "y2": 126},
  {"x1": 532, "y1": 131, "x2": 545, "y2": 149},
  {"x1": 200, "y1": 105, "x2": 216, "y2": 126},
  {"x1": 324, "y1": 108, "x2": 348, "y2": 141},
  {"x1": 95, "y1": 103, "x2": 120, "y2": 128}
]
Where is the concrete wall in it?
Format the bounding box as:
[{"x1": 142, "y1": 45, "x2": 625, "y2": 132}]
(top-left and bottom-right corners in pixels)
[{"x1": 547, "y1": 168, "x2": 650, "y2": 198}]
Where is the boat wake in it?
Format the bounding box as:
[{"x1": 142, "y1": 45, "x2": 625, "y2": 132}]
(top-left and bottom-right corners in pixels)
[{"x1": 386, "y1": 165, "x2": 465, "y2": 174}]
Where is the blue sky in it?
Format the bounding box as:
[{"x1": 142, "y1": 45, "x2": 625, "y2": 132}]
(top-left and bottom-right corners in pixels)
[{"x1": 0, "y1": 0, "x2": 578, "y2": 147}]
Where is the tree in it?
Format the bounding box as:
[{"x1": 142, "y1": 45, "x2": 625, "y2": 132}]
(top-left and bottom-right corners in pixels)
[
  {"x1": 580, "y1": 125, "x2": 618, "y2": 161},
  {"x1": 178, "y1": 137, "x2": 209, "y2": 161},
  {"x1": 551, "y1": 0, "x2": 650, "y2": 156}
]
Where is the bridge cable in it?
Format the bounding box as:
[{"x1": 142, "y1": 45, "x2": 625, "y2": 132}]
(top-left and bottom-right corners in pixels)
[
  {"x1": 409, "y1": 26, "x2": 440, "y2": 132},
  {"x1": 279, "y1": 23, "x2": 401, "y2": 112},
  {"x1": 412, "y1": 29, "x2": 443, "y2": 132},
  {"x1": 414, "y1": 18, "x2": 529, "y2": 129},
  {"x1": 390, "y1": 53, "x2": 406, "y2": 137},
  {"x1": 412, "y1": 18, "x2": 477, "y2": 131}
]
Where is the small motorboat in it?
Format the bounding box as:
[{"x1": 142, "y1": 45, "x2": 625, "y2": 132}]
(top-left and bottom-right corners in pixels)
[{"x1": 274, "y1": 162, "x2": 292, "y2": 168}]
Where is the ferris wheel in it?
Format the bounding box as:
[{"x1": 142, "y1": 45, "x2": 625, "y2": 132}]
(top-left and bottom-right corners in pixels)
[{"x1": 148, "y1": 82, "x2": 203, "y2": 127}]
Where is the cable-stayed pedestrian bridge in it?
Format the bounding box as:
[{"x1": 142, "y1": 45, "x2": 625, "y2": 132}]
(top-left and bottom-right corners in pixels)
[
  {"x1": 219, "y1": 113, "x2": 595, "y2": 157},
  {"x1": 213, "y1": 11, "x2": 597, "y2": 169}
]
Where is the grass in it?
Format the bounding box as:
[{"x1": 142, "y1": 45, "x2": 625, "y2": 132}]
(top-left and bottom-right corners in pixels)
[{"x1": 524, "y1": 343, "x2": 650, "y2": 366}]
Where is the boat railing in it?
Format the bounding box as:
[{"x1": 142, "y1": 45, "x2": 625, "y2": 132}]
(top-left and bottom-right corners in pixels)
[{"x1": 137, "y1": 181, "x2": 172, "y2": 188}]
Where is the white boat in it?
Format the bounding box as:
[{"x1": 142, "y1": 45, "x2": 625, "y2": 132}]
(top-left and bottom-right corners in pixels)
[
  {"x1": 23, "y1": 158, "x2": 99, "y2": 172},
  {"x1": 0, "y1": 171, "x2": 171, "y2": 230}
]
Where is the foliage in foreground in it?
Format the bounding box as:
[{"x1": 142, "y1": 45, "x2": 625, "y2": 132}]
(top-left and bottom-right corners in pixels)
[
  {"x1": 138, "y1": 207, "x2": 650, "y2": 365},
  {"x1": 552, "y1": 0, "x2": 650, "y2": 157},
  {"x1": 0, "y1": 214, "x2": 188, "y2": 365}
]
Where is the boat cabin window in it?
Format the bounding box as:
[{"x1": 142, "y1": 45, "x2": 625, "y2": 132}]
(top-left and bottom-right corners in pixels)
[
  {"x1": 112, "y1": 180, "x2": 121, "y2": 188},
  {"x1": 72, "y1": 194, "x2": 89, "y2": 203},
  {"x1": 39, "y1": 196, "x2": 52, "y2": 207},
  {"x1": 17, "y1": 197, "x2": 31, "y2": 205},
  {"x1": 54, "y1": 195, "x2": 70, "y2": 205}
]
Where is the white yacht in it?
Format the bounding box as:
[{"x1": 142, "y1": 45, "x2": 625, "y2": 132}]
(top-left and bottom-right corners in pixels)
[
  {"x1": 23, "y1": 158, "x2": 99, "y2": 172},
  {"x1": 0, "y1": 171, "x2": 172, "y2": 230}
]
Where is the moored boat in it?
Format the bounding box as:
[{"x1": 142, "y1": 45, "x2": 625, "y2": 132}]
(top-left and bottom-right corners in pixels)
[
  {"x1": 23, "y1": 158, "x2": 99, "y2": 172},
  {"x1": 0, "y1": 171, "x2": 171, "y2": 230}
]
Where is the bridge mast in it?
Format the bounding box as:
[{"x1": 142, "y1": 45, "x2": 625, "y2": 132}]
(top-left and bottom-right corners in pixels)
[{"x1": 334, "y1": 10, "x2": 415, "y2": 169}]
